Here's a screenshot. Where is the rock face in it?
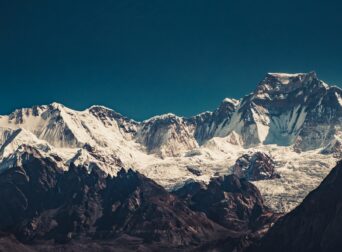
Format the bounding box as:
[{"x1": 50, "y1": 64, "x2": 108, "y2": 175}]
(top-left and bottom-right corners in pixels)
[
  {"x1": 0, "y1": 233, "x2": 34, "y2": 252},
  {"x1": 233, "y1": 72, "x2": 342, "y2": 148},
  {"x1": 0, "y1": 157, "x2": 227, "y2": 249},
  {"x1": 136, "y1": 113, "x2": 198, "y2": 157},
  {"x1": 249, "y1": 160, "x2": 342, "y2": 252},
  {"x1": 88, "y1": 105, "x2": 139, "y2": 137},
  {"x1": 189, "y1": 98, "x2": 240, "y2": 144},
  {"x1": 232, "y1": 152, "x2": 280, "y2": 181},
  {"x1": 321, "y1": 138, "x2": 342, "y2": 158},
  {"x1": 0, "y1": 153, "x2": 281, "y2": 251},
  {"x1": 174, "y1": 175, "x2": 280, "y2": 233}
]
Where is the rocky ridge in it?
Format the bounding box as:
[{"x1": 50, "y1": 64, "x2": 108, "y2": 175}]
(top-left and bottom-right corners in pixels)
[{"x1": 0, "y1": 153, "x2": 278, "y2": 251}]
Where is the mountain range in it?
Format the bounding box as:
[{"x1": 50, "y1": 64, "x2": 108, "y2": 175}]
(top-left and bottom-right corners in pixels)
[
  {"x1": 0, "y1": 72, "x2": 341, "y2": 214},
  {"x1": 0, "y1": 150, "x2": 279, "y2": 251},
  {"x1": 0, "y1": 133, "x2": 342, "y2": 251},
  {"x1": 1, "y1": 71, "x2": 342, "y2": 251}
]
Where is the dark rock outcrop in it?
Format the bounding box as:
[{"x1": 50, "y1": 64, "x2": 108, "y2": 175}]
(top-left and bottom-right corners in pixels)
[
  {"x1": 0, "y1": 232, "x2": 34, "y2": 252},
  {"x1": 174, "y1": 175, "x2": 280, "y2": 233},
  {"x1": 88, "y1": 105, "x2": 139, "y2": 136},
  {"x1": 0, "y1": 154, "x2": 227, "y2": 250},
  {"x1": 186, "y1": 166, "x2": 203, "y2": 176},
  {"x1": 0, "y1": 151, "x2": 281, "y2": 251},
  {"x1": 232, "y1": 152, "x2": 280, "y2": 181}
]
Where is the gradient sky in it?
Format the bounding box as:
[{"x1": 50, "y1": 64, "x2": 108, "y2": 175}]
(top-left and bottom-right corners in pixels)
[{"x1": 1, "y1": 0, "x2": 342, "y2": 120}]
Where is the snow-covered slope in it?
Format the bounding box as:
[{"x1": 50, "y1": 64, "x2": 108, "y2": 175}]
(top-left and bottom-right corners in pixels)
[
  {"x1": 215, "y1": 71, "x2": 342, "y2": 148},
  {"x1": 0, "y1": 71, "x2": 341, "y2": 213},
  {"x1": 188, "y1": 98, "x2": 239, "y2": 143},
  {"x1": 137, "y1": 113, "x2": 198, "y2": 157}
]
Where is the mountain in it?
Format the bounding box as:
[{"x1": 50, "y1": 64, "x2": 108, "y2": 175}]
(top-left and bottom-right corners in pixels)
[
  {"x1": 231, "y1": 152, "x2": 280, "y2": 181},
  {"x1": 0, "y1": 152, "x2": 278, "y2": 251},
  {"x1": 0, "y1": 154, "x2": 222, "y2": 248},
  {"x1": 0, "y1": 72, "x2": 341, "y2": 213},
  {"x1": 249, "y1": 160, "x2": 342, "y2": 252},
  {"x1": 136, "y1": 113, "x2": 198, "y2": 157},
  {"x1": 189, "y1": 98, "x2": 240, "y2": 144},
  {"x1": 174, "y1": 175, "x2": 280, "y2": 233},
  {"x1": 223, "y1": 72, "x2": 342, "y2": 148}
]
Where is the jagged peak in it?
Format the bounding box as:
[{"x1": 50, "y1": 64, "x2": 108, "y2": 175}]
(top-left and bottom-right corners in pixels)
[
  {"x1": 330, "y1": 85, "x2": 342, "y2": 92},
  {"x1": 6, "y1": 104, "x2": 47, "y2": 120},
  {"x1": 193, "y1": 111, "x2": 213, "y2": 118},
  {"x1": 87, "y1": 104, "x2": 114, "y2": 112},
  {"x1": 47, "y1": 102, "x2": 83, "y2": 115},
  {"x1": 221, "y1": 98, "x2": 240, "y2": 106},
  {"x1": 7, "y1": 102, "x2": 74, "y2": 122},
  {"x1": 255, "y1": 71, "x2": 323, "y2": 96},
  {"x1": 267, "y1": 72, "x2": 305, "y2": 80},
  {"x1": 49, "y1": 102, "x2": 65, "y2": 109},
  {"x1": 265, "y1": 71, "x2": 317, "y2": 84},
  {"x1": 88, "y1": 104, "x2": 126, "y2": 118},
  {"x1": 116, "y1": 167, "x2": 142, "y2": 180},
  {"x1": 143, "y1": 113, "x2": 182, "y2": 123},
  {"x1": 88, "y1": 105, "x2": 140, "y2": 126}
]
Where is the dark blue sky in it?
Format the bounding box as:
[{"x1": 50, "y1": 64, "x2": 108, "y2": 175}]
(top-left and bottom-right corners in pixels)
[{"x1": 1, "y1": 0, "x2": 342, "y2": 120}]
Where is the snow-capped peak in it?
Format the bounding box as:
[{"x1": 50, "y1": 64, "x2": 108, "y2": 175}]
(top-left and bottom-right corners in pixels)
[
  {"x1": 222, "y1": 98, "x2": 240, "y2": 106},
  {"x1": 266, "y1": 72, "x2": 306, "y2": 84},
  {"x1": 50, "y1": 102, "x2": 65, "y2": 109},
  {"x1": 146, "y1": 113, "x2": 179, "y2": 120},
  {"x1": 266, "y1": 71, "x2": 317, "y2": 84},
  {"x1": 87, "y1": 105, "x2": 114, "y2": 112},
  {"x1": 254, "y1": 71, "x2": 321, "y2": 97}
]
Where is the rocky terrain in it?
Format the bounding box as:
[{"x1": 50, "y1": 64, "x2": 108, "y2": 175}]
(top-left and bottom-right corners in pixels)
[
  {"x1": 0, "y1": 150, "x2": 279, "y2": 251},
  {"x1": 231, "y1": 152, "x2": 280, "y2": 181},
  {"x1": 174, "y1": 175, "x2": 280, "y2": 232},
  {"x1": 1, "y1": 153, "x2": 342, "y2": 251}
]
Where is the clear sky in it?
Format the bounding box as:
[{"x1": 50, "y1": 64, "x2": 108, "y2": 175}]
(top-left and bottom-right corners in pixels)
[{"x1": 1, "y1": 0, "x2": 342, "y2": 120}]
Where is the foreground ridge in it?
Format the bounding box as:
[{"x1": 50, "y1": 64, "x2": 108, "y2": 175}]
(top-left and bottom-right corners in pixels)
[{"x1": 0, "y1": 155, "x2": 278, "y2": 251}]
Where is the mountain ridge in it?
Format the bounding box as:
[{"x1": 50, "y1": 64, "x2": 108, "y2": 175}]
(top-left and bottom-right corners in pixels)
[
  {"x1": 0, "y1": 71, "x2": 341, "y2": 213},
  {"x1": 0, "y1": 153, "x2": 279, "y2": 251}
]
